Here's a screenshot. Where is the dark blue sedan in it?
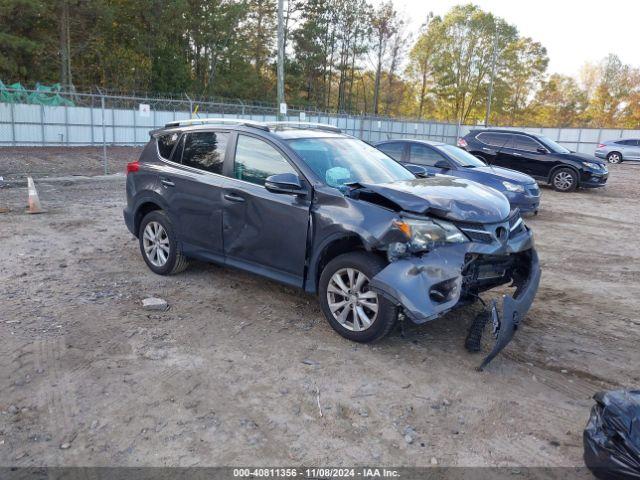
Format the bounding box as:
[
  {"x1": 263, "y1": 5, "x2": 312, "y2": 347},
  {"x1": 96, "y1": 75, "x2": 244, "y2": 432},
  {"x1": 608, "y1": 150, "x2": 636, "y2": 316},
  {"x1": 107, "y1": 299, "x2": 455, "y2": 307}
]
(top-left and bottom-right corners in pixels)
[{"x1": 375, "y1": 139, "x2": 541, "y2": 215}]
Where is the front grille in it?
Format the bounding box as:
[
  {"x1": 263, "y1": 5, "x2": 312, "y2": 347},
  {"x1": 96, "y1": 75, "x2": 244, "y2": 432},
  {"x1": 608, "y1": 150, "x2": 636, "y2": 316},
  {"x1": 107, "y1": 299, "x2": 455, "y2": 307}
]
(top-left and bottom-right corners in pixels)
[
  {"x1": 460, "y1": 229, "x2": 493, "y2": 244},
  {"x1": 456, "y1": 211, "x2": 526, "y2": 244}
]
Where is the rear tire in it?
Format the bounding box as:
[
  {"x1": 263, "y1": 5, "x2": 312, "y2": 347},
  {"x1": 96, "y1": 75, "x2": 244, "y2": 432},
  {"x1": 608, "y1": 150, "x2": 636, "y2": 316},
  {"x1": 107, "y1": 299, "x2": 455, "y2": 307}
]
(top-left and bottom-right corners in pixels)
[
  {"x1": 551, "y1": 168, "x2": 578, "y2": 192},
  {"x1": 607, "y1": 152, "x2": 622, "y2": 164},
  {"x1": 138, "y1": 210, "x2": 189, "y2": 275},
  {"x1": 319, "y1": 251, "x2": 396, "y2": 343}
]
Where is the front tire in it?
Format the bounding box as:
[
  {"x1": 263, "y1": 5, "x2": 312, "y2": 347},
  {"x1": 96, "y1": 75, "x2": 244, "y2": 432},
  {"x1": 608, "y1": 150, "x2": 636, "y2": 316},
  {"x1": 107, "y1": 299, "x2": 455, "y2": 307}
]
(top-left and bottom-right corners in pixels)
[
  {"x1": 138, "y1": 210, "x2": 189, "y2": 275},
  {"x1": 319, "y1": 252, "x2": 396, "y2": 343},
  {"x1": 607, "y1": 152, "x2": 622, "y2": 164},
  {"x1": 551, "y1": 168, "x2": 578, "y2": 192}
]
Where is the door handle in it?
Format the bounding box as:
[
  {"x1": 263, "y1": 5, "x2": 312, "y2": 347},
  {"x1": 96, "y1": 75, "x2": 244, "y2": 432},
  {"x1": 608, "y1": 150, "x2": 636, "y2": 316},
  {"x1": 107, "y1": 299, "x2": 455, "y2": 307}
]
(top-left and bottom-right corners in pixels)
[
  {"x1": 482, "y1": 147, "x2": 491, "y2": 151},
  {"x1": 224, "y1": 192, "x2": 245, "y2": 203},
  {"x1": 160, "y1": 178, "x2": 175, "y2": 187},
  {"x1": 512, "y1": 152, "x2": 522, "y2": 156}
]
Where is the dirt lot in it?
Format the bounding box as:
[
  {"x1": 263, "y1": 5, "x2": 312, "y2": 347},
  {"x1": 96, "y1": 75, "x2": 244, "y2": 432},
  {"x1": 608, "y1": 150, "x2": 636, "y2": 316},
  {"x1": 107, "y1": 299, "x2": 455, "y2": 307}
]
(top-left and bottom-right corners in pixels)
[{"x1": 0, "y1": 148, "x2": 639, "y2": 468}]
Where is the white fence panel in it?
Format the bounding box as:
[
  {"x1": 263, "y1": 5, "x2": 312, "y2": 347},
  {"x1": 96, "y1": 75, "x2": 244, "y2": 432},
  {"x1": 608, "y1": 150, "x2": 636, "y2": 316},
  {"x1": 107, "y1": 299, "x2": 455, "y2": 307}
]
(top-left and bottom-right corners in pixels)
[{"x1": 1, "y1": 100, "x2": 638, "y2": 154}]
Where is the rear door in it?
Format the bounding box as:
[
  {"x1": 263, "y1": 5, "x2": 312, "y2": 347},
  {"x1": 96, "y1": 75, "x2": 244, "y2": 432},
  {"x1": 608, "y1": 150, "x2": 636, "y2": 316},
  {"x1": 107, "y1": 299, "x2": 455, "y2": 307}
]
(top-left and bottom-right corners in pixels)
[
  {"x1": 407, "y1": 143, "x2": 452, "y2": 174},
  {"x1": 159, "y1": 130, "x2": 229, "y2": 260},
  {"x1": 222, "y1": 133, "x2": 311, "y2": 287},
  {"x1": 475, "y1": 132, "x2": 512, "y2": 166}
]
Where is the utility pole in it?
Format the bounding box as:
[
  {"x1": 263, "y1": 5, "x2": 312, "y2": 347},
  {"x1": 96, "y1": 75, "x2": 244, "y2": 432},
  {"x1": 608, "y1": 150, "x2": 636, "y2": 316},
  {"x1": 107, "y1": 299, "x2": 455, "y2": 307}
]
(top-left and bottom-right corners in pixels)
[
  {"x1": 277, "y1": 0, "x2": 286, "y2": 120},
  {"x1": 484, "y1": 32, "x2": 498, "y2": 127}
]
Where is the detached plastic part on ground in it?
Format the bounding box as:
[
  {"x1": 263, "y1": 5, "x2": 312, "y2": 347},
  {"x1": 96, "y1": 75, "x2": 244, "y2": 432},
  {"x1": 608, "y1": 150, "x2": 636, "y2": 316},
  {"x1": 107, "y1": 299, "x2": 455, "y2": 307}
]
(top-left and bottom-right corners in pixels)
[{"x1": 584, "y1": 390, "x2": 640, "y2": 479}]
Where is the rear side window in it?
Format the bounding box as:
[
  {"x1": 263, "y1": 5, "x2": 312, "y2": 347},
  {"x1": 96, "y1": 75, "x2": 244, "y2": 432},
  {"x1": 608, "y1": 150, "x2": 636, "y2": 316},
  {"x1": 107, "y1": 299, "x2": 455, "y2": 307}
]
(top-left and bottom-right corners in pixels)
[
  {"x1": 378, "y1": 142, "x2": 405, "y2": 161},
  {"x1": 157, "y1": 132, "x2": 179, "y2": 159},
  {"x1": 409, "y1": 144, "x2": 446, "y2": 166},
  {"x1": 233, "y1": 135, "x2": 295, "y2": 186},
  {"x1": 616, "y1": 139, "x2": 639, "y2": 146},
  {"x1": 181, "y1": 131, "x2": 229, "y2": 174},
  {"x1": 477, "y1": 132, "x2": 513, "y2": 148}
]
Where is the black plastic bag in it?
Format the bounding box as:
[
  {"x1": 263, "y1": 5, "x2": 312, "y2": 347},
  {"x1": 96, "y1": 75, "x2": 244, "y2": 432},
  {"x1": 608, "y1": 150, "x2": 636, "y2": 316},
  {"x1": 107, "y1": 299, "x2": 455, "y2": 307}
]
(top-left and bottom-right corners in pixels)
[{"x1": 584, "y1": 390, "x2": 640, "y2": 479}]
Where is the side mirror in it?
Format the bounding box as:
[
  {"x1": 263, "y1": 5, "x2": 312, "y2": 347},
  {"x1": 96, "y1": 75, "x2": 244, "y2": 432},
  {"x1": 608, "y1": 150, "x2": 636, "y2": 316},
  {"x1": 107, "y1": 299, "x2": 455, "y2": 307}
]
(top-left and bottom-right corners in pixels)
[
  {"x1": 434, "y1": 159, "x2": 451, "y2": 169},
  {"x1": 536, "y1": 147, "x2": 548, "y2": 154},
  {"x1": 404, "y1": 164, "x2": 429, "y2": 177},
  {"x1": 264, "y1": 172, "x2": 305, "y2": 195}
]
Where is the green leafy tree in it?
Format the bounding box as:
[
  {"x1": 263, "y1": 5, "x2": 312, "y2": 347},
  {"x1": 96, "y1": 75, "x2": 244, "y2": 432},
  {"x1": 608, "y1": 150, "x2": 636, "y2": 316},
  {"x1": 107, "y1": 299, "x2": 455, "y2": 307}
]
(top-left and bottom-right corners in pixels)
[{"x1": 0, "y1": 0, "x2": 57, "y2": 83}]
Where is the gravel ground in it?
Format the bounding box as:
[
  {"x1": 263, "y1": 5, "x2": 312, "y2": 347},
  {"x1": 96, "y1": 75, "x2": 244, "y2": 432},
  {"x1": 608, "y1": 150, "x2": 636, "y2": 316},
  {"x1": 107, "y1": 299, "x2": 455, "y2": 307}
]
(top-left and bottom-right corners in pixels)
[
  {"x1": 0, "y1": 148, "x2": 639, "y2": 468},
  {"x1": 0, "y1": 146, "x2": 141, "y2": 181}
]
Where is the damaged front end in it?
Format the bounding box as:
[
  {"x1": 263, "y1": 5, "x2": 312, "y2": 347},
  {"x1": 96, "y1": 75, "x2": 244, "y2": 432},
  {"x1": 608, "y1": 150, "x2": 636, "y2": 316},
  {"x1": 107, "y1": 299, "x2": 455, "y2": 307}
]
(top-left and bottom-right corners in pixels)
[{"x1": 368, "y1": 209, "x2": 541, "y2": 370}]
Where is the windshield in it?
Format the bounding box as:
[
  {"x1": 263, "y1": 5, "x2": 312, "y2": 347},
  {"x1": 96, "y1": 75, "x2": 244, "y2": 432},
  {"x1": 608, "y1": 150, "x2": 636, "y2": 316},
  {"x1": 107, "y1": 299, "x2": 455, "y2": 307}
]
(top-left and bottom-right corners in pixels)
[
  {"x1": 536, "y1": 135, "x2": 571, "y2": 154},
  {"x1": 287, "y1": 137, "x2": 415, "y2": 189},
  {"x1": 437, "y1": 144, "x2": 487, "y2": 167}
]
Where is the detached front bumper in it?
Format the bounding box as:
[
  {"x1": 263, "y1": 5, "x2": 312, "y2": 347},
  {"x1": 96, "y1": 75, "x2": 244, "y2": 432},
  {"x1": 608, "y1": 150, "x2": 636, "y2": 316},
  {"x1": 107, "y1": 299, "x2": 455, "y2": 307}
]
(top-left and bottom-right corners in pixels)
[{"x1": 369, "y1": 223, "x2": 541, "y2": 368}]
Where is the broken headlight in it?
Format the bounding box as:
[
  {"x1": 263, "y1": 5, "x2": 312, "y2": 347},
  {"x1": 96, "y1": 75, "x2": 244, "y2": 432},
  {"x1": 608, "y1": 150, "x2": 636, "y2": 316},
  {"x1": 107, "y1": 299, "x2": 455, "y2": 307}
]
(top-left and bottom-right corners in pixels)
[
  {"x1": 501, "y1": 181, "x2": 524, "y2": 193},
  {"x1": 388, "y1": 218, "x2": 468, "y2": 260}
]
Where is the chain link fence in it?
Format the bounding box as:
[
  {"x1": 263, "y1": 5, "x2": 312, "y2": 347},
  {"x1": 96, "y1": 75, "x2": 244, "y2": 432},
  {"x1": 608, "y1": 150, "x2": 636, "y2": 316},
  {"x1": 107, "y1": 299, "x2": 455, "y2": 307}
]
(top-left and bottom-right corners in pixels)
[{"x1": 2, "y1": 87, "x2": 639, "y2": 154}]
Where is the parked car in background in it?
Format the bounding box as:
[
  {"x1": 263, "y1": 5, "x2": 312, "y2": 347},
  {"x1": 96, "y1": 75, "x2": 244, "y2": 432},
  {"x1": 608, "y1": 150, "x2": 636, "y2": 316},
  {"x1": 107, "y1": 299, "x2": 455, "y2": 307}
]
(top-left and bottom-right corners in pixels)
[
  {"x1": 459, "y1": 129, "x2": 608, "y2": 192},
  {"x1": 375, "y1": 139, "x2": 540, "y2": 215},
  {"x1": 124, "y1": 119, "x2": 540, "y2": 368},
  {"x1": 595, "y1": 139, "x2": 640, "y2": 164}
]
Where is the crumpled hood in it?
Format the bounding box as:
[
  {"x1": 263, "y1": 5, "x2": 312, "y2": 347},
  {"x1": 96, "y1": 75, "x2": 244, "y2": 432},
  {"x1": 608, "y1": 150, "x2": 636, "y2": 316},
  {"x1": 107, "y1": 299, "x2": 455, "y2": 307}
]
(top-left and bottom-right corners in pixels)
[{"x1": 361, "y1": 175, "x2": 511, "y2": 223}]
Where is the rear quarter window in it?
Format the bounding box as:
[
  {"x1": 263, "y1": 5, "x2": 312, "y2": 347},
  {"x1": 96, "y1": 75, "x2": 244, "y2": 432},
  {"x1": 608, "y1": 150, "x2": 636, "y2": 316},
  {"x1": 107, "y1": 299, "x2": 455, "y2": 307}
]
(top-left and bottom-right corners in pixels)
[{"x1": 157, "y1": 132, "x2": 180, "y2": 159}]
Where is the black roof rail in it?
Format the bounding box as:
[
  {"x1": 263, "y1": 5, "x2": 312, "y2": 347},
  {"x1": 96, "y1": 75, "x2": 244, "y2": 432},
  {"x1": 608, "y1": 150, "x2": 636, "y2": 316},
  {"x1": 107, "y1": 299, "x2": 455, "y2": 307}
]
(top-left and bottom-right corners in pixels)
[
  {"x1": 265, "y1": 121, "x2": 342, "y2": 133},
  {"x1": 163, "y1": 118, "x2": 269, "y2": 131}
]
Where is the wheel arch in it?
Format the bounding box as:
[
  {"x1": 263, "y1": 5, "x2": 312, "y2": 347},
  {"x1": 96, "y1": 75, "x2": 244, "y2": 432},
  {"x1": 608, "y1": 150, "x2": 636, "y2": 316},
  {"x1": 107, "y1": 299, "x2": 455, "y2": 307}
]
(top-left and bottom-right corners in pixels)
[
  {"x1": 305, "y1": 234, "x2": 370, "y2": 294},
  {"x1": 133, "y1": 193, "x2": 169, "y2": 236},
  {"x1": 607, "y1": 150, "x2": 623, "y2": 161},
  {"x1": 548, "y1": 164, "x2": 581, "y2": 186}
]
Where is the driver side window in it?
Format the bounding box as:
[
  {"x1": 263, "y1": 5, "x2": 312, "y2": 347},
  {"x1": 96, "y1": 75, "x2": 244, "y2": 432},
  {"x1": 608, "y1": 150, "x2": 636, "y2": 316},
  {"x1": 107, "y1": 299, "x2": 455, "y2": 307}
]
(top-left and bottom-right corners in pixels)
[
  {"x1": 512, "y1": 135, "x2": 543, "y2": 153},
  {"x1": 233, "y1": 135, "x2": 296, "y2": 186},
  {"x1": 409, "y1": 144, "x2": 446, "y2": 166}
]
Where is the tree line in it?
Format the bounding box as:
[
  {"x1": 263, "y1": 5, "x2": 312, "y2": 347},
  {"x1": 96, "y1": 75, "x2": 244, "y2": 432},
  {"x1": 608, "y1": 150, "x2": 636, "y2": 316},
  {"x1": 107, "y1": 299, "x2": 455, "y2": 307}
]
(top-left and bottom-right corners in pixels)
[{"x1": 1, "y1": 0, "x2": 638, "y2": 128}]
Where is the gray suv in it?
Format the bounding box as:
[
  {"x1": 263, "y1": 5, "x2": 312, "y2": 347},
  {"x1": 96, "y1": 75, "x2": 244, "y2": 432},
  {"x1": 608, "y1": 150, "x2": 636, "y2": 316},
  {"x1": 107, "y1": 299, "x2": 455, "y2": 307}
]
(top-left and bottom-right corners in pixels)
[
  {"x1": 123, "y1": 119, "x2": 541, "y2": 369},
  {"x1": 595, "y1": 139, "x2": 640, "y2": 163}
]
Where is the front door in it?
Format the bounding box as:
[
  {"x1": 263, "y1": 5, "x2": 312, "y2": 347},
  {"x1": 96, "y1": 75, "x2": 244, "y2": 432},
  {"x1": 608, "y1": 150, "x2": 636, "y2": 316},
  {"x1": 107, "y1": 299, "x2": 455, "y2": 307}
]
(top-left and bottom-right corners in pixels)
[
  {"x1": 508, "y1": 134, "x2": 550, "y2": 177},
  {"x1": 407, "y1": 143, "x2": 451, "y2": 174},
  {"x1": 222, "y1": 133, "x2": 311, "y2": 287}
]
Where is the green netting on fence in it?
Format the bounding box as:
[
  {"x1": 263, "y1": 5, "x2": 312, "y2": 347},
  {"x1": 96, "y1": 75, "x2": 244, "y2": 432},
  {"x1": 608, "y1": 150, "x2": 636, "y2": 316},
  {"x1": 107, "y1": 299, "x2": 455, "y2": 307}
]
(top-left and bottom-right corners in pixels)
[{"x1": 0, "y1": 81, "x2": 75, "y2": 106}]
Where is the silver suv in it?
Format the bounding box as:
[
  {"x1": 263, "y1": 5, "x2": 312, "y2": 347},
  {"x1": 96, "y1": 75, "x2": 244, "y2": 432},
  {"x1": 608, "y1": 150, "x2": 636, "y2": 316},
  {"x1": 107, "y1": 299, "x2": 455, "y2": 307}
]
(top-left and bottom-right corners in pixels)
[{"x1": 595, "y1": 139, "x2": 640, "y2": 164}]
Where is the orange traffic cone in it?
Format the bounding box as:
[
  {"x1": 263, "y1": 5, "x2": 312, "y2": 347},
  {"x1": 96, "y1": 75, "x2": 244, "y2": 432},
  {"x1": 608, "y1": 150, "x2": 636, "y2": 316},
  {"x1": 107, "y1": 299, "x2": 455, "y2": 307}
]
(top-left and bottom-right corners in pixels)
[{"x1": 26, "y1": 177, "x2": 44, "y2": 214}]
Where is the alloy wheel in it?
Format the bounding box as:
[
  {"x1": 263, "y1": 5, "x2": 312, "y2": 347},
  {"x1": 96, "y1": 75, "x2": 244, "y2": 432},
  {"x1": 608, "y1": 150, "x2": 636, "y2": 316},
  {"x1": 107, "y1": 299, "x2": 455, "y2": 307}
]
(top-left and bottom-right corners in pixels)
[
  {"x1": 326, "y1": 268, "x2": 379, "y2": 332},
  {"x1": 142, "y1": 221, "x2": 170, "y2": 267},
  {"x1": 608, "y1": 153, "x2": 621, "y2": 164},
  {"x1": 553, "y1": 171, "x2": 574, "y2": 191}
]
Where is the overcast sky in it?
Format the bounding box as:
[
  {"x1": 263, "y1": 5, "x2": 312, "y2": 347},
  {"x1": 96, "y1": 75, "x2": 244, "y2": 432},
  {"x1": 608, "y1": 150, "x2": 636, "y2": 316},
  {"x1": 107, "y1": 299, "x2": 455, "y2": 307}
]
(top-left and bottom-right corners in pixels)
[{"x1": 384, "y1": 0, "x2": 639, "y2": 77}]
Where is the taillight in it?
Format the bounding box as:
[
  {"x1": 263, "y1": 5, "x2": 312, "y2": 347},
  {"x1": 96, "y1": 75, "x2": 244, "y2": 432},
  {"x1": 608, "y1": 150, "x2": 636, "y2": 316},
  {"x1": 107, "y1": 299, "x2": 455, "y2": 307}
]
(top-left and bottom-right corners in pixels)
[
  {"x1": 457, "y1": 138, "x2": 468, "y2": 148},
  {"x1": 126, "y1": 161, "x2": 140, "y2": 174},
  {"x1": 597, "y1": 144, "x2": 605, "y2": 148}
]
